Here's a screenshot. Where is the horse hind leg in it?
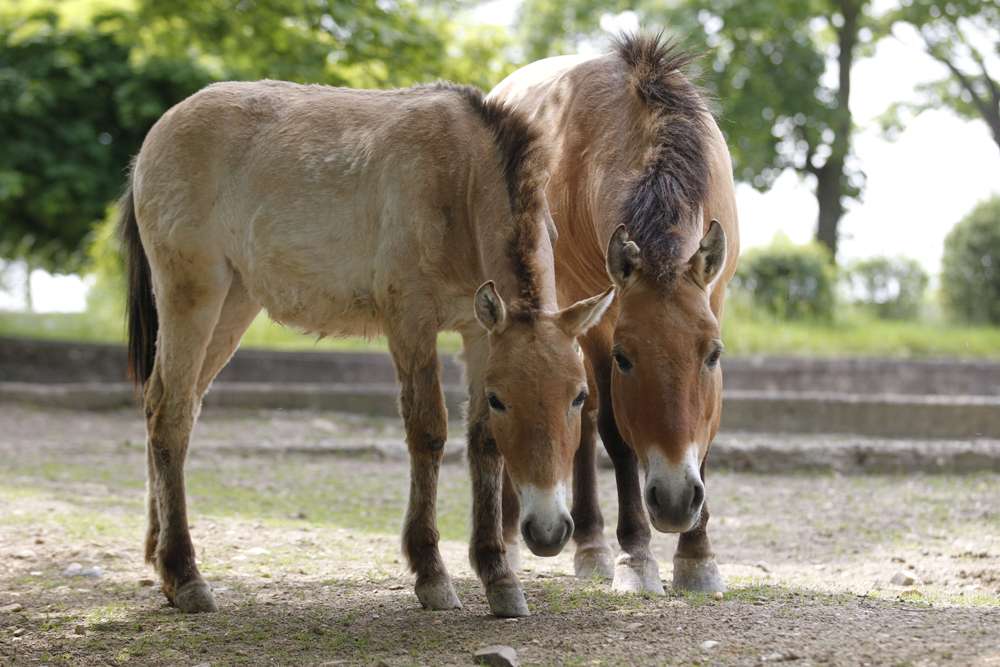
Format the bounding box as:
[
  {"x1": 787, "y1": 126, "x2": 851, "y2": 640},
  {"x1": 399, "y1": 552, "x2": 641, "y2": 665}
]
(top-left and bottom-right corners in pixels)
[
  {"x1": 387, "y1": 328, "x2": 461, "y2": 611},
  {"x1": 143, "y1": 259, "x2": 232, "y2": 613}
]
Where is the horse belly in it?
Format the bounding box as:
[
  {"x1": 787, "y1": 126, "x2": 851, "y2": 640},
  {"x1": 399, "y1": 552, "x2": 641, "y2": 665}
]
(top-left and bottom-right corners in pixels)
[{"x1": 225, "y1": 199, "x2": 386, "y2": 338}]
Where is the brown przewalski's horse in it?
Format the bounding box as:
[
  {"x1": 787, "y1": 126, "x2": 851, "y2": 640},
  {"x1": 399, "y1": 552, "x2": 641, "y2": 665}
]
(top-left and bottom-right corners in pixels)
[
  {"x1": 121, "y1": 80, "x2": 615, "y2": 617},
  {"x1": 490, "y1": 32, "x2": 740, "y2": 593}
]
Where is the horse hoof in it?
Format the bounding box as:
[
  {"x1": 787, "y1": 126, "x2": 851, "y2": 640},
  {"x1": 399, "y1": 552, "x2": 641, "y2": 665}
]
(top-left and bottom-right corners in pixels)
[
  {"x1": 505, "y1": 541, "x2": 522, "y2": 572},
  {"x1": 173, "y1": 580, "x2": 218, "y2": 613},
  {"x1": 486, "y1": 582, "x2": 529, "y2": 618},
  {"x1": 415, "y1": 577, "x2": 462, "y2": 611},
  {"x1": 672, "y1": 556, "x2": 726, "y2": 593},
  {"x1": 612, "y1": 553, "x2": 665, "y2": 595},
  {"x1": 574, "y1": 544, "x2": 614, "y2": 581}
]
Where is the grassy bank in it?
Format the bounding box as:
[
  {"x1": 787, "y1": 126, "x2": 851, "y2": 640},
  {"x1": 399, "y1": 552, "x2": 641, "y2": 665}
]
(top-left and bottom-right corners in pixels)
[{"x1": 2, "y1": 307, "x2": 999, "y2": 358}]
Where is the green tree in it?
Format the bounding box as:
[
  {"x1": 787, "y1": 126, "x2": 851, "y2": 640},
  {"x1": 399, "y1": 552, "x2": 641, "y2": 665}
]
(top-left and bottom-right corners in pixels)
[
  {"x1": 847, "y1": 256, "x2": 928, "y2": 320},
  {"x1": 941, "y1": 197, "x2": 1000, "y2": 325},
  {"x1": 0, "y1": 11, "x2": 211, "y2": 272},
  {"x1": 883, "y1": 0, "x2": 1000, "y2": 153},
  {"x1": 131, "y1": 0, "x2": 514, "y2": 90},
  {"x1": 516, "y1": 0, "x2": 882, "y2": 261}
]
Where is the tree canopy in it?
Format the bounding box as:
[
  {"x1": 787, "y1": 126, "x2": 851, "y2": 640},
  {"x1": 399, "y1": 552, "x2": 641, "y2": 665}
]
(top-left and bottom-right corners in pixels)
[
  {"x1": 0, "y1": 1, "x2": 514, "y2": 272},
  {"x1": 882, "y1": 0, "x2": 1000, "y2": 152},
  {"x1": 0, "y1": 11, "x2": 211, "y2": 272},
  {"x1": 516, "y1": 0, "x2": 997, "y2": 261}
]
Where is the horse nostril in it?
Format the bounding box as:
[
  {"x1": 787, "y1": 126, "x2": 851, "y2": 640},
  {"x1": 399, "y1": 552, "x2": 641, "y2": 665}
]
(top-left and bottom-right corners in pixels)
[
  {"x1": 521, "y1": 519, "x2": 537, "y2": 544},
  {"x1": 690, "y1": 481, "x2": 705, "y2": 512},
  {"x1": 645, "y1": 484, "x2": 662, "y2": 515},
  {"x1": 560, "y1": 516, "x2": 574, "y2": 544}
]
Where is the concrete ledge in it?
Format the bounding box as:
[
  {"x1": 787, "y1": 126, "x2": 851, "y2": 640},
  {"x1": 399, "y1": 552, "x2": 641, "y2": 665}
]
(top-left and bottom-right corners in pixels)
[
  {"x1": 4, "y1": 336, "x2": 999, "y2": 396},
  {"x1": 3, "y1": 382, "x2": 998, "y2": 439}
]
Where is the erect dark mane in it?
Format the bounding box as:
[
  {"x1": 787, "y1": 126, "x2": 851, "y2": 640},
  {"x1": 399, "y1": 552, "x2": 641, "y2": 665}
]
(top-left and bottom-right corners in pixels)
[
  {"x1": 612, "y1": 32, "x2": 712, "y2": 286},
  {"x1": 418, "y1": 81, "x2": 548, "y2": 311}
]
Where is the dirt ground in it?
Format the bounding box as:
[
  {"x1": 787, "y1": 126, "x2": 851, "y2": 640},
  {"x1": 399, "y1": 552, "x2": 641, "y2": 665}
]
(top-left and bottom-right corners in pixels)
[{"x1": 0, "y1": 404, "x2": 998, "y2": 666}]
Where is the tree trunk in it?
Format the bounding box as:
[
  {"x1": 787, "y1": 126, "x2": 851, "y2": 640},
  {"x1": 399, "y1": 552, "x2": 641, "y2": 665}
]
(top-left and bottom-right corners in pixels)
[
  {"x1": 813, "y1": 0, "x2": 860, "y2": 262},
  {"x1": 815, "y1": 165, "x2": 844, "y2": 259},
  {"x1": 23, "y1": 259, "x2": 34, "y2": 313}
]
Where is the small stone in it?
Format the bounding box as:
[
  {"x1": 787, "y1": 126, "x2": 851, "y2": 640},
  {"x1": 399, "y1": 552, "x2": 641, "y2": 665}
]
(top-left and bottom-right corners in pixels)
[
  {"x1": 247, "y1": 547, "x2": 270, "y2": 556},
  {"x1": 625, "y1": 622, "x2": 643, "y2": 632},
  {"x1": 63, "y1": 563, "x2": 102, "y2": 578},
  {"x1": 474, "y1": 644, "x2": 519, "y2": 667},
  {"x1": 701, "y1": 640, "x2": 720, "y2": 651},
  {"x1": 891, "y1": 571, "x2": 916, "y2": 586},
  {"x1": 0, "y1": 603, "x2": 24, "y2": 614},
  {"x1": 191, "y1": 662, "x2": 211, "y2": 667},
  {"x1": 13, "y1": 550, "x2": 35, "y2": 560},
  {"x1": 387, "y1": 584, "x2": 404, "y2": 590},
  {"x1": 73, "y1": 624, "x2": 86, "y2": 635},
  {"x1": 138, "y1": 578, "x2": 156, "y2": 587},
  {"x1": 713, "y1": 591, "x2": 724, "y2": 601},
  {"x1": 12, "y1": 628, "x2": 25, "y2": 637}
]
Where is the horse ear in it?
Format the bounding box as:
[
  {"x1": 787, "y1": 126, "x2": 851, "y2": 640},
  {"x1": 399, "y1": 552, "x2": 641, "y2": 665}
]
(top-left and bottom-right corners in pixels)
[
  {"x1": 474, "y1": 281, "x2": 508, "y2": 333},
  {"x1": 558, "y1": 286, "x2": 615, "y2": 338},
  {"x1": 606, "y1": 225, "x2": 642, "y2": 290},
  {"x1": 689, "y1": 219, "x2": 727, "y2": 289}
]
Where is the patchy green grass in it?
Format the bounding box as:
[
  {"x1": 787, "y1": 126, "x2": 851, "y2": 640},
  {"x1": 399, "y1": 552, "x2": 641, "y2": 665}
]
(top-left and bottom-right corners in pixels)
[
  {"x1": 722, "y1": 310, "x2": 1000, "y2": 358},
  {"x1": 5, "y1": 304, "x2": 1000, "y2": 358},
  {"x1": 0, "y1": 310, "x2": 464, "y2": 353}
]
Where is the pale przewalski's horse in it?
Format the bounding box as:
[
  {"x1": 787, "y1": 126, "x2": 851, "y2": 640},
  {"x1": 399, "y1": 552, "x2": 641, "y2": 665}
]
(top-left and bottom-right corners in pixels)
[
  {"x1": 490, "y1": 33, "x2": 740, "y2": 593},
  {"x1": 120, "y1": 80, "x2": 615, "y2": 617}
]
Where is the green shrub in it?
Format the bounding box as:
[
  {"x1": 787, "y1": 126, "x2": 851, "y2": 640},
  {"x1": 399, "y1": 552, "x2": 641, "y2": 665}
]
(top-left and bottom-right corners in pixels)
[
  {"x1": 733, "y1": 238, "x2": 836, "y2": 320},
  {"x1": 846, "y1": 256, "x2": 928, "y2": 320},
  {"x1": 83, "y1": 211, "x2": 124, "y2": 326},
  {"x1": 941, "y1": 197, "x2": 1000, "y2": 325}
]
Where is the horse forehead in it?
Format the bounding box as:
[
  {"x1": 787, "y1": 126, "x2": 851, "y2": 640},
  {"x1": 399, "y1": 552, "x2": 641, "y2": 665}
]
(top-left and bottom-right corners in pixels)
[{"x1": 619, "y1": 283, "x2": 712, "y2": 337}]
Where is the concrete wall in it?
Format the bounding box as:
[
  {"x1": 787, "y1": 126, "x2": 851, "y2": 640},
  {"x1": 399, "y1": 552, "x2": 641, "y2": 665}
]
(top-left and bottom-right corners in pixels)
[{"x1": 3, "y1": 336, "x2": 997, "y2": 396}]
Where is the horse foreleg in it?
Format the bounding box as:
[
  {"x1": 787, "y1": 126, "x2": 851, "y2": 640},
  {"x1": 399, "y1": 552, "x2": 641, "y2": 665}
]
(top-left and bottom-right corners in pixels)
[
  {"x1": 388, "y1": 333, "x2": 461, "y2": 611},
  {"x1": 501, "y1": 470, "x2": 521, "y2": 572},
  {"x1": 672, "y1": 460, "x2": 726, "y2": 592},
  {"x1": 591, "y1": 355, "x2": 664, "y2": 595}
]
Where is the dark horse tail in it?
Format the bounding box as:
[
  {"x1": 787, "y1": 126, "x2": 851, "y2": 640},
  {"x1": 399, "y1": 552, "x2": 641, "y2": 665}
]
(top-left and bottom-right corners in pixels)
[{"x1": 120, "y1": 176, "x2": 158, "y2": 388}]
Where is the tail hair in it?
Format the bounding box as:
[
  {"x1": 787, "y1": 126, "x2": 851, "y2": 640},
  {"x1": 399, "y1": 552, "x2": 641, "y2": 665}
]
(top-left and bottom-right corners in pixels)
[{"x1": 119, "y1": 176, "x2": 158, "y2": 387}]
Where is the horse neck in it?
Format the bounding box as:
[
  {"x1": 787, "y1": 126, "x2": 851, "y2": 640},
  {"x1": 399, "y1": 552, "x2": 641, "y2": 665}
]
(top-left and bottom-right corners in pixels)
[{"x1": 467, "y1": 185, "x2": 558, "y2": 313}]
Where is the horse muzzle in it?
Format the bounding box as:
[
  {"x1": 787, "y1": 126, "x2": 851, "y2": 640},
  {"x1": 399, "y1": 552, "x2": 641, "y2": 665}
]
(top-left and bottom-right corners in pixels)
[
  {"x1": 643, "y1": 449, "x2": 705, "y2": 533},
  {"x1": 518, "y1": 483, "x2": 574, "y2": 557}
]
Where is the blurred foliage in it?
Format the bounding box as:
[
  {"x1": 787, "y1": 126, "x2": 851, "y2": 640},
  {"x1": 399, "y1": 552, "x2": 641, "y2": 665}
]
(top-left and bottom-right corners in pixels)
[
  {"x1": 516, "y1": 0, "x2": 880, "y2": 259},
  {"x1": 130, "y1": 0, "x2": 514, "y2": 89},
  {"x1": 0, "y1": 10, "x2": 212, "y2": 272},
  {"x1": 0, "y1": 0, "x2": 515, "y2": 274},
  {"x1": 733, "y1": 237, "x2": 837, "y2": 320},
  {"x1": 83, "y1": 210, "x2": 123, "y2": 325},
  {"x1": 846, "y1": 256, "x2": 928, "y2": 320},
  {"x1": 941, "y1": 197, "x2": 1000, "y2": 325},
  {"x1": 880, "y1": 0, "x2": 1000, "y2": 150}
]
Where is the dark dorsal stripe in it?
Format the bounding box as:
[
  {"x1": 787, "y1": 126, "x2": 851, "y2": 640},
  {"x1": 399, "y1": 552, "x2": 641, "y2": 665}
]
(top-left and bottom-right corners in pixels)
[
  {"x1": 613, "y1": 32, "x2": 712, "y2": 286},
  {"x1": 419, "y1": 81, "x2": 545, "y2": 312}
]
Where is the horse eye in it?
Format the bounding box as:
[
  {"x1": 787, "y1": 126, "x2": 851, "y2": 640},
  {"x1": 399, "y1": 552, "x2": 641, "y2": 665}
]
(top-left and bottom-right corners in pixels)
[
  {"x1": 705, "y1": 345, "x2": 723, "y2": 369},
  {"x1": 571, "y1": 390, "x2": 588, "y2": 408},
  {"x1": 487, "y1": 393, "x2": 507, "y2": 412},
  {"x1": 612, "y1": 348, "x2": 633, "y2": 373}
]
